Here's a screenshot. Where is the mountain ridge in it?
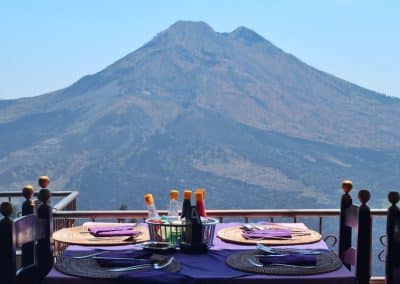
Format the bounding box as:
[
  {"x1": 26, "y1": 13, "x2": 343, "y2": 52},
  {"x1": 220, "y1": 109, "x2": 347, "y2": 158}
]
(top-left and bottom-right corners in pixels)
[
  {"x1": 0, "y1": 21, "x2": 399, "y2": 210},
  {"x1": 2, "y1": 21, "x2": 394, "y2": 102}
]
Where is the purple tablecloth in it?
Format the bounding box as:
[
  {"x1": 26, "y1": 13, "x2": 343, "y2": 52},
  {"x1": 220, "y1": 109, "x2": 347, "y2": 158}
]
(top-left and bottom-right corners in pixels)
[{"x1": 44, "y1": 223, "x2": 355, "y2": 284}]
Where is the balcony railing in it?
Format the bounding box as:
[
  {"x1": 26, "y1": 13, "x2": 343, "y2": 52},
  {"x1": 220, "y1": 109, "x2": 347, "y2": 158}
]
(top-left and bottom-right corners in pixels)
[
  {"x1": 0, "y1": 190, "x2": 387, "y2": 283},
  {"x1": 0, "y1": 190, "x2": 79, "y2": 211},
  {"x1": 0, "y1": 190, "x2": 79, "y2": 229}
]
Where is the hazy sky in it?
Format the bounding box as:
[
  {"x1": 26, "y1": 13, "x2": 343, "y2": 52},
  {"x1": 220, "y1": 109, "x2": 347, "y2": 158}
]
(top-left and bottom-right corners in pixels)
[{"x1": 1, "y1": 0, "x2": 399, "y2": 99}]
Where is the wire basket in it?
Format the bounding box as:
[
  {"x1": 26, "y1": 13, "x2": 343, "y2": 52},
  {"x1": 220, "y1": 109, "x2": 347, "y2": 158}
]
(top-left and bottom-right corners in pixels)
[{"x1": 145, "y1": 217, "x2": 219, "y2": 246}]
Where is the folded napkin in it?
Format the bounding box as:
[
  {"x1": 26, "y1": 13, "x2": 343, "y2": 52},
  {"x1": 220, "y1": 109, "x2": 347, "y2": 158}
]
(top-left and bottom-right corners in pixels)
[
  {"x1": 242, "y1": 229, "x2": 292, "y2": 239},
  {"x1": 95, "y1": 250, "x2": 154, "y2": 267},
  {"x1": 258, "y1": 254, "x2": 317, "y2": 266},
  {"x1": 88, "y1": 225, "x2": 140, "y2": 237}
]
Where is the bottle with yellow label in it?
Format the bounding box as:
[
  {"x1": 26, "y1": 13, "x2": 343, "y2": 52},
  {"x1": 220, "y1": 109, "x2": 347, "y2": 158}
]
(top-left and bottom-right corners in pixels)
[{"x1": 144, "y1": 193, "x2": 160, "y2": 220}]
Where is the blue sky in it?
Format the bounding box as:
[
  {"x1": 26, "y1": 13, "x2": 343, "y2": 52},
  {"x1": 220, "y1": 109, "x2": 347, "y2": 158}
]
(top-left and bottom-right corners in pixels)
[{"x1": 1, "y1": 0, "x2": 399, "y2": 99}]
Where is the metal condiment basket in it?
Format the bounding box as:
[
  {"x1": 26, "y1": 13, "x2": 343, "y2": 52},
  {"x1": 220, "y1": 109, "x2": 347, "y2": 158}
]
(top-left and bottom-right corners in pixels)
[{"x1": 145, "y1": 217, "x2": 219, "y2": 246}]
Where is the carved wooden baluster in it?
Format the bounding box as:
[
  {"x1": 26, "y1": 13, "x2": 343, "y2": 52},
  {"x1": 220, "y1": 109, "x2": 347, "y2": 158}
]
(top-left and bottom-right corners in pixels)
[
  {"x1": 386, "y1": 192, "x2": 400, "y2": 284},
  {"x1": 37, "y1": 176, "x2": 54, "y2": 278},
  {"x1": 339, "y1": 180, "x2": 353, "y2": 269},
  {"x1": 356, "y1": 189, "x2": 372, "y2": 284},
  {"x1": 21, "y1": 185, "x2": 35, "y2": 267},
  {"x1": 22, "y1": 185, "x2": 35, "y2": 215},
  {"x1": 0, "y1": 202, "x2": 16, "y2": 284}
]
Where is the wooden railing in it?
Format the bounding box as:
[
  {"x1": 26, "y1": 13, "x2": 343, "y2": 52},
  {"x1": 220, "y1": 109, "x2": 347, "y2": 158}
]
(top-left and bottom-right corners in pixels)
[
  {"x1": 0, "y1": 190, "x2": 79, "y2": 228},
  {"x1": 0, "y1": 190, "x2": 79, "y2": 211},
  {"x1": 52, "y1": 208, "x2": 387, "y2": 230}
]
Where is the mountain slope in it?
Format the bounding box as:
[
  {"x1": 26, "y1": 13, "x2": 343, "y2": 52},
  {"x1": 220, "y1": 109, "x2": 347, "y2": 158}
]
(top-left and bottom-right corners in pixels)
[{"x1": 0, "y1": 21, "x2": 399, "y2": 209}]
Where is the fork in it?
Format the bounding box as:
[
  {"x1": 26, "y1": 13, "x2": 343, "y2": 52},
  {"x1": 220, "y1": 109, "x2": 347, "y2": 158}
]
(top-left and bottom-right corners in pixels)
[
  {"x1": 73, "y1": 249, "x2": 136, "y2": 259},
  {"x1": 87, "y1": 236, "x2": 132, "y2": 241},
  {"x1": 247, "y1": 257, "x2": 316, "y2": 269},
  {"x1": 107, "y1": 257, "x2": 174, "y2": 272}
]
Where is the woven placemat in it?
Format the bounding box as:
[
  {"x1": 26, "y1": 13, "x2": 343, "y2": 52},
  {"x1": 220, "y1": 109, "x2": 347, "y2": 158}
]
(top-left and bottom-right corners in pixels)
[
  {"x1": 226, "y1": 249, "x2": 342, "y2": 275},
  {"x1": 217, "y1": 225, "x2": 321, "y2": 245},
  {"x1": 55, "y1": 253, "x2": 181, "y2": 279},
  {"x1": 53, "y1": 224, "x2": 150, "y2": 246}
]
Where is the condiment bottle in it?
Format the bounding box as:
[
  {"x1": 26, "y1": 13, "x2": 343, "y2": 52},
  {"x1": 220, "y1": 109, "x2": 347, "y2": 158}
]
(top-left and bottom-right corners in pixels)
[
  {"x1": 144, "y1": 193, "x2": 160, "y2": 219},
  {"x1": 195, "y1": 189, "x2": 207, "y2": 218},
  {"x1": 167, "y1": 189, "x2": 180, "y2": 222},
  {"x1": 181, "y1": 190, "x2": 192, "y2": 220},
  {"x1": 198, "y1": 188, "x2": 206, "y2": 202}
]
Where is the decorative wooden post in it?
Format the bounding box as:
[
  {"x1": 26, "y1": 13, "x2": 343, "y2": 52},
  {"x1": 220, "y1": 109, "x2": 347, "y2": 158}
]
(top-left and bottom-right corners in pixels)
[
  {"x1": 0, "y1": 202, "x2": 16, "y2": 284},
  {"x1": 339, "y1": 180, "x2": 353, "y2": 269},
  {"x1": 386, "y1": 192, "x2": 400, "y2": 284},
  {"x1": 356, "y1": 189, "x2": 372, "y2": 284},
  {"x1": 22, "y1": 185, "x2": 35, "y2": 215},
  {"x1": 37, "y1": 176, "x2": 54, "y2": 278},
  {"x1": 38, "y1": 176, "x2": 50, "y2": 192},
  {"x1": 21, "y1": 185, "x2": 35, "y2": 267}
]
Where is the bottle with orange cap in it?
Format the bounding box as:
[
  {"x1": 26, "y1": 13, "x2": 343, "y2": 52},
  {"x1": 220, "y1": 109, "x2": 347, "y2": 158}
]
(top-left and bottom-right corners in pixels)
[
  {"x1": 167, "y1": 189, "x2": 180, "y2": 222},
  {"x1": 144, "y1": 193, "x2": 160, "y2": 220},
  {"x1": 195, "y1": 189, "x2": 207, "y2": 218},
  {"x1": 181, "y1": 190, "x2": 192, "y2": 220}
]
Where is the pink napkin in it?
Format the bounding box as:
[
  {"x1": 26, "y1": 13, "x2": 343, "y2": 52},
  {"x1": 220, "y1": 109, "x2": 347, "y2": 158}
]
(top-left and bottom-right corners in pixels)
[{"x1": 88, "y1": 225, "x2": 140, "y2": 237}]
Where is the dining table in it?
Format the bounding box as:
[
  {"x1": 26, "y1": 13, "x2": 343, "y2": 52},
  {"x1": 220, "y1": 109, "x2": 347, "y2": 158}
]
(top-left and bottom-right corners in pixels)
[{"x1": 43, "y1": 222, "x2": 355, "y2": 284}]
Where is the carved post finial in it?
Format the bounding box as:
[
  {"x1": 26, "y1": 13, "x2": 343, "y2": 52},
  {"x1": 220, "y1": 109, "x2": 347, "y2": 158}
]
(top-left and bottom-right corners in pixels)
[
  {"x1": 358, "y1": 189, "x2": 371, "y2": 205},
  {"x1": 38, "y1": 176, "x2": 50, "y2": 189},
  {"x1": 388, "y1": 191, "x2": 400, "y2": 206},
  {"x1": 22, "y1": 185, "x2": 34, "y2": 200},
  {"x1": 0, "y1": 202, "x2": 13, "y2": 218},
  {"x1": 341, "y1": 180, "x2": 353, "y2": 194},
  {"x1": 38, "y1": 189, "x2": 51, "y2": 204}
]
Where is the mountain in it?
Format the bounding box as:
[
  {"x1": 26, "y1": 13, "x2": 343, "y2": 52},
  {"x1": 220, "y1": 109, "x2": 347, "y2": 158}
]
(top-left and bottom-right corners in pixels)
[{"x1": 1, "y1": 21, "x2": 399, "y2": 210}]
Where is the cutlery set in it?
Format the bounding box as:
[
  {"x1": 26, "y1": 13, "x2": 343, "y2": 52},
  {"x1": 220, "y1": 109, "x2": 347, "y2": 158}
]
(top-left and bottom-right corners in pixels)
[
  {"x1": 72, "y1": 250, "x2": 174, "y2": 272},
  {"x1": 241, "y1": 223, "x2": 312, "y2": 240},
  {"x1": 247, "y1": 257, "x2": 317, "y2": 269},
  {"x1": 243, "y1": 223, "x2": 308, "y2": 232},
  {"x1": 245, "y1": 243, "x2": 319, "y2": 269},
  {"x1": 256, "y1": 243, "x2": 320, "y2": 255}
]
